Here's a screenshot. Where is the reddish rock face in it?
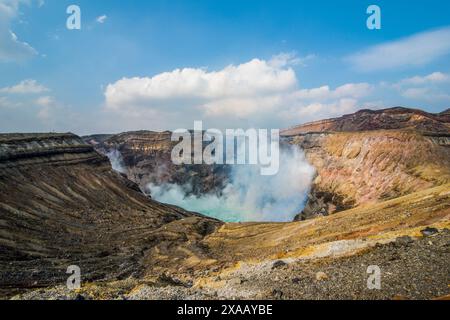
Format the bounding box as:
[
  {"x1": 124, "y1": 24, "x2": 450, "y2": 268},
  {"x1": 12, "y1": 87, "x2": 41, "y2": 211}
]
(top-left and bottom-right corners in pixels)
[
  {"x1": 290, "y1": 130, "x2": 450, "y2": 220},
  {"x1": 279, "y1": 107, "x2": 450, "y2": 220},
  {"x1": 281, "y1": 107, "x2": 450, "y2": 136},
  {"x1": 83, "y1": 108, "x2": 450, "y2": 221},
  {"x1": 1, "y1": 107, "x2": 450, "y2": 300}
]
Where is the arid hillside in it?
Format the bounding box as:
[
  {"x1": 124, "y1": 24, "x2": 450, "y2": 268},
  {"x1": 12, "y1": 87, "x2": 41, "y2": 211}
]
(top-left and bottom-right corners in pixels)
[
  {"x1": 280, "y1": 107, "x2": 450, "y2": 219},
  {"x1": 11, "y1": 181, "x2": 450, "y2": 300},
  {"x1": 0, "y1": 133, "x2": 220, "y2": 297},
  {"x1": 85, "y1": 107, "x2": 450, "y2": 221},
  {"x1": 288, "y1": 130, "x2": 450, "y2": 219},
  {"x1": 281, "y1": 107, "x2": 450, "y2": 136},
  {"x1": 2, "y1": 107, "x2": 449, "y2": 300}
]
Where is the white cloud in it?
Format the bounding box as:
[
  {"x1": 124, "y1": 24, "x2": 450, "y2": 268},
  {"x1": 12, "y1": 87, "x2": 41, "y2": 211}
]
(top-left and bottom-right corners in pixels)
[
  {"x1": 0, "y1": 31, "x2": 38, "y2": 62},
  {"x1": 96, "y1": 15, "x2": 107, "y2": 24},
  {"x1": 401, "y1": 87, "x2": 450, "y2": 102},
  {"x1": 268, "y1": 52, "x2": 315, "y2": 68},
  {"x1": 280, "y1": 98, "x2": 359, "y2": 122},
  {"x1": 0, "y1": 91, "x2": 88, "y2": 133},
  {"x1": 105, "y1": 58, "x2": 297, "y2": 109},
  {"x1": 0, "y1": 96, "x2": 13, "y2": 108},
  {"x1": 0, "y1": 79, "x2": 49, "y2": 94},
  {"x1": 401, "y1": 87, "x2": 430, "y2": 100},
  {"x1": 202, "y1": 95, "x2": 283, "y2": 118},
  {"x1": 346, "y1": 27, "x2": 450, "y2": 72},
  {"x1": 103, "y1": 55, "x2": 372, "y2": 130},
  {"x1": 35, "y1": 95, "x2": 54, "y2": 107},
  {"x1": 33, "y1": 96, "x2": 79, "y2": 127},
  {"x1": 292, "y1": 83, "x2": 372, "y2": 100},
  {"x1": 399, "y1": 72, "x2": 449, "y2": 86},
  {"x1": 0, "y1": 0, "x2": 39, "y2": 62},
  {"x1": 0, "y1": 95, "x2": 26, "y2": 110},
  {"x1": 34, "y1": 95, "x2": 62, "y2": 122},
  {"x1": 391, "y1": 72, "x2": 450, "y2": 102}
]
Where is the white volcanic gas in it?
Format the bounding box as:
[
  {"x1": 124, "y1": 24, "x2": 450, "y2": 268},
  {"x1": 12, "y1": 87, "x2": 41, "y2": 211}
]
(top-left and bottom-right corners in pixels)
[{"x1": 147, "y1": 145, "x2": 315, "y2": 222}]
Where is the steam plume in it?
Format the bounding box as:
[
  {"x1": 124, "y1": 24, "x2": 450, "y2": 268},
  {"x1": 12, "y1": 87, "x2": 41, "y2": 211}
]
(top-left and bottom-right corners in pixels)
[
  {"x1": 148, "y1": 145, "x2": 315, "y2": 222},
  {"x1": 106, "y1": 149, "x2": 127, "y2": 174}
]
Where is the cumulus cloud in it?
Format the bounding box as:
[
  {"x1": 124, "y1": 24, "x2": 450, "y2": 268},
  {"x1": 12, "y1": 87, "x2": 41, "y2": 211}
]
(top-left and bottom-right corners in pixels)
[
  {"x1": 35, "y1": 95, "x2": 53, "y2": 107},
  {"x1": 0, "y1": 0, "x2": 39, "y2": 62},
  {"x1": 32, "y1": 95, "x2": 76, "y2": 124},
  {"x1": 393, "y1": 72, "x2": 450, "y2": 102},
  {"x1": 0, "y1": 85, "x2": 91, "y2": 133},
  {"x1": 398, "y1": 72, "x2": 449, "y2": 86},
  {"x1": 346, "y1": 27, "x2": 450, "y2": 72},
  {"x1": 401, "y1": 87, "x2": 429, "y2": 100},
  {"x1": 269, "y1": 52, "x2": 315, "y2": 68},
  {"x1": 280, "y1": 98, "x2": 359, "y2": 122},
  {"x1": 0, "y1": 80, "x2": 60, "y2": 130},
  {"x1": 0, "y1": 79, "x2": 49, "y2": 94},
  {"x1": 401, "y1": 87, "x2": 450, "y2": 102},
  {"x1": 103, "y1": 55, "x2": 372, "y2": 130},
  {"x1": 105, "y1": 58, "x2": 297, "y2": 108},
  {"x1": 292, "y1": 83, "x2": 372, "y2": 100},
  {"x1": 0, "y1": 96, "x2": 19, "y2": 109}
]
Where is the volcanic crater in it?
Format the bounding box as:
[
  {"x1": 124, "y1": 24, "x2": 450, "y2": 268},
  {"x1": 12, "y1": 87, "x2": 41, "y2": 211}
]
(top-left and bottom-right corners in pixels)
[{"x1": 1, "y1": 107, "x2": 449, "y2": 300}]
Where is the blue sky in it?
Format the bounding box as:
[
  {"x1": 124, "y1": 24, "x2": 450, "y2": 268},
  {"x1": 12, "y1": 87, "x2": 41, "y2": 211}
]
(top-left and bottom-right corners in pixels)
[{"x1": 1, "y1": 0, "x2": 450, "y2": 134}]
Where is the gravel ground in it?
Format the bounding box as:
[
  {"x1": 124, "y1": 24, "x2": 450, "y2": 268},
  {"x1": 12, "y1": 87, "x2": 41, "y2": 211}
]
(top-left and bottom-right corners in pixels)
[
  {"x1": 221, "y1": 229, "x2": 450, "y2": 300},
  {"x1": 12, "y1": 229, "x2": 450, "y2": 300}
]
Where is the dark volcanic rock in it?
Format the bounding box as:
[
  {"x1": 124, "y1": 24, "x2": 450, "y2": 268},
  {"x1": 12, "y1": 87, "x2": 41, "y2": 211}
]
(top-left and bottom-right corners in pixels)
[
  {"x1": 83, "y1": 108, "x2": 450, "y2": 223},
  {"x1": 272, "y1": 260, "x2": 287, "y2": 269},
  {"x1": 281, "y1": 107, "x2": 450, "y2": 136},
  {"x1": 0, "y1": 133, "x2": 221, "y2": 298},
  {"x1": 83, "y1": 131, "x2": 231, "y2": 196},
  {"x1": 395, "y1": 236, "x2": 415, "y2": 247},
  {"x1": 421, "y1": 227, "x2": 439, "y2": 237}
]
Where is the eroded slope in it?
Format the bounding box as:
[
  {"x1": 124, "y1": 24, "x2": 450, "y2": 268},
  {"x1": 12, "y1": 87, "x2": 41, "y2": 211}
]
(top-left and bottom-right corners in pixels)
[
  {"x1": 0, "y1": 133, "x2": 220, "y2": 297},
  {"x1": 85, "y1": 131, "x2": 230, "y2": 196},
  {"x1": 281, "y1": 107, "x2": 450, "y2": 136},
  {"x1": 288, "y1": 130, "x2": 450, "y2": 219},
  {"x1": 12, "y1": 183, "x2": 450, "y2": 300}
]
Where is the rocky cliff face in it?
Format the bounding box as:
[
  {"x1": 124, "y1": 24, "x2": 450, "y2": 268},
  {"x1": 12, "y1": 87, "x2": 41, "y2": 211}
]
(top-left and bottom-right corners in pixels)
[
  {"x1": 285, "y1": 129, "x2": 450, "y2": 220},
  {"x1": 281, "y1": 107, "x2": 450, "y2": 220},
  {"x1": 0, "y1": 133, "x2": 220, "y2": 297},
  {"x1": 86, "y1": 131, "x2": 231, "y2": 196},
  {"x1": 85, "y1": 108, "x2": 450, "y2": 222},
  {"x1": 281, "y1": 107, "x2": 450, "y2": 136},
  {"x1": 2, "y1": 112, "x2": 450, "y2": 299}
]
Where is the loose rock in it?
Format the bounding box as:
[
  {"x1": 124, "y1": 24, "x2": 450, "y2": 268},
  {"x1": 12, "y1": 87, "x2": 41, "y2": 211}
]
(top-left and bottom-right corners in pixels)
[
  {"x1": 421, "y1": 227, "x2": 439, "y2": 237},
  {"x1": 315, "y1": 271, "x2": 329, "y2": 281},
  {"x1": 272, "y1": 260, "x2": 287, "y2": 270}
]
